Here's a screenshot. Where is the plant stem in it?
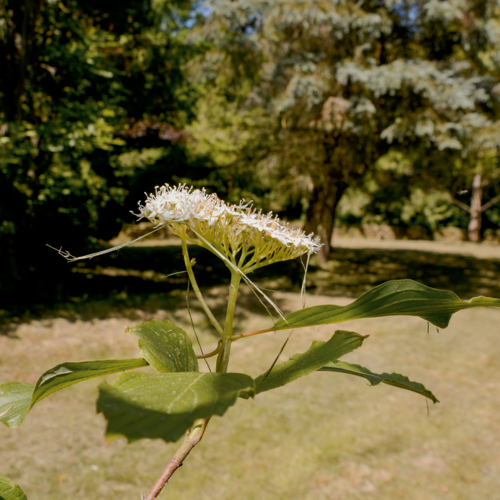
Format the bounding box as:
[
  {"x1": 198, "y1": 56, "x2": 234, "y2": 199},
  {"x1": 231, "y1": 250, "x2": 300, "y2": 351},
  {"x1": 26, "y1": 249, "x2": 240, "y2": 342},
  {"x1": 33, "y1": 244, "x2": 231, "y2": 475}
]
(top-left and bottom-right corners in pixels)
[
  {"x1": 224, "y1": 271, "x2": 241, "y2": 338},
  {"x1": 143, "y1": 418, "x2": 210, "y2": 500},
  {"x1": 216, "y1": 271, "x2": 241, "y2": 373},
  {"x1": 196, "y1": 339, "x2": 222, "y2": 359},
  {"x1": 216, "y1": 337, "x2": 232, "y2": 373},
  {"x1": 143, "y1": 272, "x2": 241, "y2": 497},
  {"x1": 181, "y1": 235, "x2": 224, "y2": 337},
  {"x1": 231, "y1": 327, "x2": 270, "y2": 341}
]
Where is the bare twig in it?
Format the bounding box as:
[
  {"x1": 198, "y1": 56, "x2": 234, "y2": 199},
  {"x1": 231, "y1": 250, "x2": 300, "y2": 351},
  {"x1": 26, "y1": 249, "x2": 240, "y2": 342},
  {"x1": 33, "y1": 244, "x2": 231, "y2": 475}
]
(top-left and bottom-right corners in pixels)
[
  {"x1": 230, "y1": 328, "x2": 270, "y2": 341},
  {"x1": 143, "y1": 419, "x2": 210, "y2": 500},
  {"x1": 196, "y1": 339, "x2": 222, "y2": 359},
  {"x1": 481, "y1": 193, "x2": 500, "y2": 212},
  {"x1": 47, "y1": 224, "x2": 166, "y2": 262},
  {"x1": 261, "y1": 330, "x2": 293, "y2": 381},
  {"x1": 418, "y1": 171, "x2": 472, "y2": 212},
  {"x1": 180, "y1": 234, "x2": 224, "y2": 336},
  {"x1": 186, "y1": 281, "x2": 211, "y2": 371},
  {"x1": 449, "y1": 197, "x2": 471, "y2": 213}
]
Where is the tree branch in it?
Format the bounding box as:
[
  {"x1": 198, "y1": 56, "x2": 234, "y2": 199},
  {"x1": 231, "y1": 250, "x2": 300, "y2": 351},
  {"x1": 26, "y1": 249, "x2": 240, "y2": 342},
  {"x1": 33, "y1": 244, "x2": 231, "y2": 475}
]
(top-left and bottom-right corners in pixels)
[
  {"x1": 481, "y1": 193, "x2": 500, "y2": 212},
  {"x1": 481, "y1": 168, "x2": 500, "y2": 186},
  {"x1": 196, "y1": 339, "x2": 222, "y2": 359},
  {"x1": 418, "y1": 171, "x2": 472, "y2": 212},
  {"x1": 231, "y1": 327, "x2": 270, "y2": 341},
  {"x1": 450, "y1": 198, "x2": 471, "y2": 213},
  {"x1": 143, "y1": 419, "x2": 210, "y2": 500}
]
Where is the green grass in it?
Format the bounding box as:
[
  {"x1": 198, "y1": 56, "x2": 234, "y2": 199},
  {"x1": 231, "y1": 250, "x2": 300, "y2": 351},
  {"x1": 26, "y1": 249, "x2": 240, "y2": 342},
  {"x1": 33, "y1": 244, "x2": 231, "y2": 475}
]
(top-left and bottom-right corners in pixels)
[{"x1": 2, "y1": 286, "x2": 500, "y2": 500}]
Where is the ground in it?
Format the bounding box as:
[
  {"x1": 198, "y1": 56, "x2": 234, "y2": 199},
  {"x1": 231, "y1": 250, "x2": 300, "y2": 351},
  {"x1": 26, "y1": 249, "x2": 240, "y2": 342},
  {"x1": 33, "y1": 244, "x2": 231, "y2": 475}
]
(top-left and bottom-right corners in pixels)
[{"x1": 1, "y1": 237, "x2": 500, "y2": 499}]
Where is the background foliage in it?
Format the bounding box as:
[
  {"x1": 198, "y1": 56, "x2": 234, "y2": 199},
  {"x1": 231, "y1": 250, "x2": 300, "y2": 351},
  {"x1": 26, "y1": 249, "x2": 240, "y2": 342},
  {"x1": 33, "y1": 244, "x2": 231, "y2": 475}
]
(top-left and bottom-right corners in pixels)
[
  {"x1": 198, "y1": 0, "x2": 500, "y2": 256},
  {"x1": 0, "y1": 0, "x2": 204, "y2": 302},
  {"x1": 1, "y1": 0, "x2": 500, "y2": 303}
]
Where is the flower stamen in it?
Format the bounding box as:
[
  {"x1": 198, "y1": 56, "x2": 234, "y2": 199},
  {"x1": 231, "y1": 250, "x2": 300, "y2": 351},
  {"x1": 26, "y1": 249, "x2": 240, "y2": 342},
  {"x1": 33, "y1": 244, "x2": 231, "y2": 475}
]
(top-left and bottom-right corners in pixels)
[{"x1": 135, "y1": 184, "x2": 322, "y2": 270}]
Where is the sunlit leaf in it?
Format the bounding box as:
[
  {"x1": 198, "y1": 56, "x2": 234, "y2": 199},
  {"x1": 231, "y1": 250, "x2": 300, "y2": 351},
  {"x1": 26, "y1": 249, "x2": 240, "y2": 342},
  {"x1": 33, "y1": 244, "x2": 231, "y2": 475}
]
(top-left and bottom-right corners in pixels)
[
  {"x1": 0, "y1": 383, "x2": 33, "y2": 429},
  {"x1": 254, "y1": 331, "x2": 365, "y2": 395},
  {"x1": 127, "y1": 319, "x2": 198, "y2": 373},
  {"x1": 31, "y1": 358, "x2": 149, "y2": 405},
  {"x1": 0, "y1": 476, "x2": 27, "y2": 500},
  {"x1": 264, "y1": 280, "x2": 500, "y2": 332},
  {"x1": 319, "y1": 361, "x2": 439, "y2": 403},
  {"x1": 0, "y1": 359, "x2": 148, "y2": 428},
  {"x1": 97, "y1": 372, "x2": 255, "y2": 442}
]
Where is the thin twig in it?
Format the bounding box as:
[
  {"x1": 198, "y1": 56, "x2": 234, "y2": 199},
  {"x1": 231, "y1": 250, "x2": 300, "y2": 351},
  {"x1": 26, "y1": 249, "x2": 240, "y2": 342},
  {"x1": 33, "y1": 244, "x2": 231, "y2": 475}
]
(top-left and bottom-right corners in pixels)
[
  {"x1": 261, "y1": 330, "x2": 293, "y2": 381},
  {"x1": 449, "y1": 197, "x2": 472, "y2": 213},
  {"x1": 230, "y1": 328, "x2": 270, "y2": 341},
  {"x1": 47, "y1": 224, "x2": 166, "y2": 262},
  {"x1": 255, "y1": 249, "x2": 311, "y2": 381},
  {"x1": 260, "y1": 250, "x2": 310, "y2": 379},
  {"x1": 264, "y1": 252, "x2": 311, "y2": 380},
  {"x1": 181, "y1": 234, "x2": 224, "y2": 336},
  {"x1": 197, "y1": 340, "x2": 222, "y2": 359},
  {"x1": 143, "y1": 419, "x2": 210, "y2": 500},
  {"x1": 300, "y1": 252, "x2": 311, "y2": 309},
  {"x1": 481, "y1": 193, "x2": 500, "y2": 212},
  {"x1": 186, "y1": 281, "x2": 211, "y2": 372}
]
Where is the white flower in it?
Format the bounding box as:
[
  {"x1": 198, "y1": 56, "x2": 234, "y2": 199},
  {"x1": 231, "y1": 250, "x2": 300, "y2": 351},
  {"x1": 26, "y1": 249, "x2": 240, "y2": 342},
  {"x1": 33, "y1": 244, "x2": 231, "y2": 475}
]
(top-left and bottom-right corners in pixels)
[{"x1": 135, "y1": 184, "x2": 322, "y2": 272}]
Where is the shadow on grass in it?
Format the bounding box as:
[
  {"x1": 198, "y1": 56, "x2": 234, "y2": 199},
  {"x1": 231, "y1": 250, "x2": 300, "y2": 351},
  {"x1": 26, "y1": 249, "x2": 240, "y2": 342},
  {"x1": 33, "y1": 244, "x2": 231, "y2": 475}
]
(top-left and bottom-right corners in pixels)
[
  {"x1": 2, "y1": 242, "x2": 499, "y2": 329},
  {"x1": 313, "y1": 246, "x2": 500, "y2": 299}
]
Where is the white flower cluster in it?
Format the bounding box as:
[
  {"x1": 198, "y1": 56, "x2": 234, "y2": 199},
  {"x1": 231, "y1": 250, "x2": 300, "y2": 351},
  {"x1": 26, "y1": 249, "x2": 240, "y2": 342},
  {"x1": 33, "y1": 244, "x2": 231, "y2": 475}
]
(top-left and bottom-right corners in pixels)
[{"x1": 136, "y1": 184, "x2": 321, "y2": 271}]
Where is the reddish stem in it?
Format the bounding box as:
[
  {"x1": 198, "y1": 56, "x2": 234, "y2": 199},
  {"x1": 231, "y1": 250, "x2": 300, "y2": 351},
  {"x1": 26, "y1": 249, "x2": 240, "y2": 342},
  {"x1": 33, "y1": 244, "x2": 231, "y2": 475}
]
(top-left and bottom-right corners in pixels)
[{"x1": 143, "y1": 419, "x2": 209, "y2": 500}]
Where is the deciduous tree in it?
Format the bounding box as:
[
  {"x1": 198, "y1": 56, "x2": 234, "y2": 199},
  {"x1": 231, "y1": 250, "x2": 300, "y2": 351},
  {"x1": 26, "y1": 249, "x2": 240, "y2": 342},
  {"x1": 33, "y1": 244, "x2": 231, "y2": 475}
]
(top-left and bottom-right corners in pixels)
[
  {"x1": 0, "y1": 0, "x2": 198, "y2": 300},
  {"x1": 202, "y1": 0, "x2": 500, "y2": 254}
]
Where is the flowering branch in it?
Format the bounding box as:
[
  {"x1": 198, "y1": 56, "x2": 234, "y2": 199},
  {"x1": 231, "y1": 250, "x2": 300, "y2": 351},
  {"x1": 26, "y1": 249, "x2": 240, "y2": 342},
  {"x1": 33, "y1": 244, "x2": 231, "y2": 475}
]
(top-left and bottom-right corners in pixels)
[
  {"x1": 26, "y1": 182, "x2": 498, "y2": 500},
  {"x1": 135, "y1": 184, "x2": 321, "y2": 269},
  {"x1": 48, "y1": 184, "x2": 322, "y2": 497}
]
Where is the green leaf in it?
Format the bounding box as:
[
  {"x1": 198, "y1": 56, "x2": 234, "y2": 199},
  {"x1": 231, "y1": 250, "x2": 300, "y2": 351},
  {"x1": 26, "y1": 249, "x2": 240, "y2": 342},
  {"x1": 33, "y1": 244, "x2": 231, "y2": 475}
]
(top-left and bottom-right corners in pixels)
[
  {"x1": 97, "y1": 372, "x2": 255, "y2": 442},
  {"x1": 0, "y1": 383, "x2": 34, "y2": 429},
  {"x1": 0, "y1": 359, "x2": 148, "y2": 428},
  {"x1": 127, "y1": 319, "x2": 199, "y2": 373},
  {"x1": 268, "y1": 280, "x2": 500, "y2": 332},
  {"x1": 31, "y1": 358, "x2": 149, "y2": 405},
  {"x1": 255, "y1": 331, "x2": 365, "y2": 395},
  {"x1": 0, "y1": 476, "x2": 27, "y2": 500},
  {"x1": 319, "y1": 361, "x2": 439, "y2": 403}
]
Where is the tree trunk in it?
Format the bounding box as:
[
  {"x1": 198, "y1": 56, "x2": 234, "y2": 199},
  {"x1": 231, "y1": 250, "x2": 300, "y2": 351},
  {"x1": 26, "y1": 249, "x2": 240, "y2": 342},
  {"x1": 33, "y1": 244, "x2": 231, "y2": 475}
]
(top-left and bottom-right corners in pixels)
[
  {"x1": 468, "y1": 173, "x2": 482, "y2": 242},
  {"x1": 303, "y1": 174, "x2": 347, "y2": 262},
  {"x1": 0, "y1": 0, "x2": 43, "y2": 121}
]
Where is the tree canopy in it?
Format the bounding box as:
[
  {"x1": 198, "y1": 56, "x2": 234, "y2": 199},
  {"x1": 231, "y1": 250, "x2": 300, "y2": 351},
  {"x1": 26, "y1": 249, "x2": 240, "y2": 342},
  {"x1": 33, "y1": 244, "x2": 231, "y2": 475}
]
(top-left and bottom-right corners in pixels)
[
  {"x1": 198, "y1": 0, "x2": 500, "y2": 257},
  {"x1": 0, "y1": 0, "x2": 203, "y2": 300}
]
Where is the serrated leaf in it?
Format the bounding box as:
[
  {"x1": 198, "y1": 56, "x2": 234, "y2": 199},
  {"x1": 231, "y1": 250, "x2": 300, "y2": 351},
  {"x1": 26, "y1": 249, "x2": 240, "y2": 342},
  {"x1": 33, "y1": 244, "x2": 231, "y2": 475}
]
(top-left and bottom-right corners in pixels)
[
  {"x1": 0, "y1": 476, "x2": 27, "y2": 500},
  {"x1": 97, "y1": 372, "x2": 255, "y2": 442},
  {"x1": 265, "y1": 280, "x2": 500, "y2": 332},
  {"x1": 319, "y1": 361, "x2": 439, "y2": 403},
  {"x1": 127, "y1": 319, "x2": 199, "y2": 373},
  {"x1": 0, "y1": 359, "x2": 147, "y2": 428},
  {"x1": 254, "y1": 330, "x2": 365, "y2": 395}
]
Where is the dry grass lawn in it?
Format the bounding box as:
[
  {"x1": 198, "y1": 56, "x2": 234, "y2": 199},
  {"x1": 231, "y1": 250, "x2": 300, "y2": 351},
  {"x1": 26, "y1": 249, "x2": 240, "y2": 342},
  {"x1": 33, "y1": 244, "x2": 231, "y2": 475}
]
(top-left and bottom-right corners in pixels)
[{"x1": 2, "y1": 282, "x2": 500, "y2": 500}]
